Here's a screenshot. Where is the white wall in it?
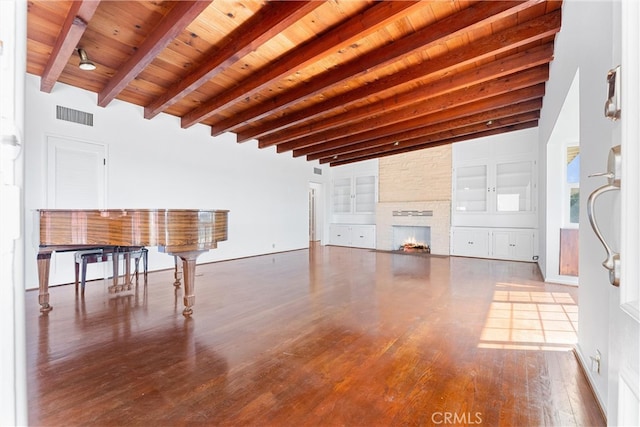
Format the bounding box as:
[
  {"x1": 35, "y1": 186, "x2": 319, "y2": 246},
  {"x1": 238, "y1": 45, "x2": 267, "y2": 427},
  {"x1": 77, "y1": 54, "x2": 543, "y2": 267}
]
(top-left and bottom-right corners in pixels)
[
  {"x1": 542, "y1": 70, "x2": 580, "y2": 285},
  {"x1": 24, "y1": 74, "x2": 329, "y2": 287},
  {"x1": 538, "y1": 0, "x2": 619, "y2": 414}
]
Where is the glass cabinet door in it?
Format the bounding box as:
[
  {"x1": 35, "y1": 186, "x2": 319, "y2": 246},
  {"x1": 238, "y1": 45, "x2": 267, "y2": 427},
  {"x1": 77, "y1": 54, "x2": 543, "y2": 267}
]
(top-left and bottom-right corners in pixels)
[
  {"x1": 454, "y1": 165, "x2": 487, "y2": 212},
  {"x1": 495, "y1": 161, "x2": 534, "y2": 212},
  {"x1": 332, "y1": 178, "x2": 352, "y2": 213},
  {"x1": 354, "y1": 175, "x2": 376, "y2": 213}
]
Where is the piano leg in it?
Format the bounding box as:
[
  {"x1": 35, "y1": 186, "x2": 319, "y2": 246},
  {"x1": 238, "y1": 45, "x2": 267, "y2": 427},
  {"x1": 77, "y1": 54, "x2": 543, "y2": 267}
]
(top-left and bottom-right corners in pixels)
[
  {"x1": 174, "y1": 251, "x2": 205, "y2": 317},
  {"x1": 37, "y1": 252, "x2": 53, "y2": 313}
]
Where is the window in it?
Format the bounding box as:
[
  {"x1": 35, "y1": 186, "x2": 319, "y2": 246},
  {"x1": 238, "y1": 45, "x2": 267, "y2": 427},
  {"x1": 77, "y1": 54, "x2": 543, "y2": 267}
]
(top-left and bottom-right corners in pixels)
[{"x1": 565, "y1": 146, "x2": 580, "y2": 226}]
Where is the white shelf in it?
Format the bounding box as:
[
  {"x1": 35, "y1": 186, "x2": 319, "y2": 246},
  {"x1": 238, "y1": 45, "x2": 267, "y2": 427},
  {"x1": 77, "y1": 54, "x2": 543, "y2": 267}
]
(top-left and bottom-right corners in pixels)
[{"x1": 331, "y1": 175, "x2": 377, "y2": 215}]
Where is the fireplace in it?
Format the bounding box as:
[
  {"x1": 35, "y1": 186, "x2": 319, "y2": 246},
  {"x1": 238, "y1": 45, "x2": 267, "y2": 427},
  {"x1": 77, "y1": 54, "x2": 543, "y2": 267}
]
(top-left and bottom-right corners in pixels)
[
  {"x1": 376, "y1": 201, "x2": 451, "y2": 255},
  {"x1": 393, "y1": 226, "x2": 431, "y2": 252}
]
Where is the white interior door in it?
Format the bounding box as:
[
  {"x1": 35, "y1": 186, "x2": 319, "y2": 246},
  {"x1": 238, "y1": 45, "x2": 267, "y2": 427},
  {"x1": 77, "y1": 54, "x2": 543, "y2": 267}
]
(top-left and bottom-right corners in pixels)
[
  {"x1": 47, "y1": 135, "x2": 106, "y2": 209},
  {"x1": 46, "y1": 135, "x2": 106, "y2": 284},
  {"x1": 308, "y1": 186, "x2": 316, "y2": 241},
  {"x1": 309, "y1": 182, "x2": 323, "y2": 244},
  {"x1": 610, "y1": 1, "x2": 640, "y2": 423}
]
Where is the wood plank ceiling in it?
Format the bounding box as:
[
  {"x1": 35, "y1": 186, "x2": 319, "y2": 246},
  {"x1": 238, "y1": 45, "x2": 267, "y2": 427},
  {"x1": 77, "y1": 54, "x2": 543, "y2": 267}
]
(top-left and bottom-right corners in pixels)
[{"x1": 27, "y1": 0, "x2": 562, "y2": 166}]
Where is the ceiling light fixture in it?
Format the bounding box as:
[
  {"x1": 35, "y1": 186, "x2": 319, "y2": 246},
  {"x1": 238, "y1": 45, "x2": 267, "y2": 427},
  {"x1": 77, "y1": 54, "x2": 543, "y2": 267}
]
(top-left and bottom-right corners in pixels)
[{"x1": 77, "y1": 48, "x2": 96, "y2": 71}]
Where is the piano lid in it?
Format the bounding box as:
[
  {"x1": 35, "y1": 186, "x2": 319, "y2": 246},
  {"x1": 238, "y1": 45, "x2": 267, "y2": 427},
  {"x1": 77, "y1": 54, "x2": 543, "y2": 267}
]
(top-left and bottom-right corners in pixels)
[{"x1": 37, "y1": 209, "x2": 228, "y2": 251}]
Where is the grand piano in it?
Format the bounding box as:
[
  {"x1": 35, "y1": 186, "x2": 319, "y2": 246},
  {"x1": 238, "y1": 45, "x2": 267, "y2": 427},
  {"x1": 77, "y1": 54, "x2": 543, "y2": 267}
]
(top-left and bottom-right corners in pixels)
[{"x1": 36, "y1": 209, "x2": 229, "y2": 316}]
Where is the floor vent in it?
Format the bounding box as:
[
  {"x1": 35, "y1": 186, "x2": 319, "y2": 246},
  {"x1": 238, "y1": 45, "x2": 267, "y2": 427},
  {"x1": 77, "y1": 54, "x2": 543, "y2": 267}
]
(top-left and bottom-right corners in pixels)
[{"x1": 56, "y1": 105, "x2": 94, "y2": 126}]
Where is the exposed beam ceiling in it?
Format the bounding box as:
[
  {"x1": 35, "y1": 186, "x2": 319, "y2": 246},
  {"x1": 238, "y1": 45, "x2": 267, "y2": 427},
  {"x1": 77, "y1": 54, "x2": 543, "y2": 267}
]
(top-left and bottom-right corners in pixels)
[{"x1": 27, "y1": 0, "x2": 562, "y2": 166}]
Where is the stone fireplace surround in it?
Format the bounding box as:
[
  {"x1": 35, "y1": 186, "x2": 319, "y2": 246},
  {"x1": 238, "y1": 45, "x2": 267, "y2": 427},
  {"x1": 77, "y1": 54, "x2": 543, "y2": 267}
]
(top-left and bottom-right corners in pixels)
[{"x1": 376, "y1": 201, "x2": 451, "y2": 255}]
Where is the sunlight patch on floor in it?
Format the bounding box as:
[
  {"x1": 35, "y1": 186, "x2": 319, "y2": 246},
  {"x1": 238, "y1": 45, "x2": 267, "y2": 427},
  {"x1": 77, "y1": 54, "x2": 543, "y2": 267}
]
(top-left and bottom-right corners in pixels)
[{"x1": 478, "y1": 288, "x2": 578, "y2": 351}]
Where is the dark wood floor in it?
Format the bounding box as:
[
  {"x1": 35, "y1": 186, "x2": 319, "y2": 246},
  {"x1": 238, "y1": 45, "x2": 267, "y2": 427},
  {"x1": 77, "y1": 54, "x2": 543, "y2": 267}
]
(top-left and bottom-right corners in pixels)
[{"x1": 26, "y1": 245, "x2": 604, "y2": 426}]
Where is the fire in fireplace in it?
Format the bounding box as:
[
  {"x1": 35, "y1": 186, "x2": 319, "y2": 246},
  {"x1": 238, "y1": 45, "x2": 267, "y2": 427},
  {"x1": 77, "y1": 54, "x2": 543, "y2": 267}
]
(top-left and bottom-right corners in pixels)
[
  {"x1": 393, "y1": 225, "x2": 431, "y2": 253},
  {"x1": 400, "y1": 236, "x2": 430, "y2": 253}
]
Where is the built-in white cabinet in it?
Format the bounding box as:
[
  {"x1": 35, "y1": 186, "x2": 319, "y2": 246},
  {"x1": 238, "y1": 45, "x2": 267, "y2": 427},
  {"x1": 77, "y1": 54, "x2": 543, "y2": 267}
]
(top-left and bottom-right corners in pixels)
[
  {"x1": 451, "y1": 227, "x2": 537, "y2": 262},
  {"x1": 332, "y1": 175, "x2": 376, "y2": 214},
  {"x1": 450, "y1": 133, "x2": 539, "y2": 262},
  {"x1": 451, "y1": 227, "x2": 490, "y2": 258},
  {"x1": 492, "y1": 230, "x2": 535, "y2": 261},
  {"x1": 329, "y1": 161, "x2": 377, "y2": 248},
  {"x1": 453, "y1": 157, "x2": 537, "y2": 228},
  {"x1": 329, "y1": 224, "x2": 376, "y2": 249}
]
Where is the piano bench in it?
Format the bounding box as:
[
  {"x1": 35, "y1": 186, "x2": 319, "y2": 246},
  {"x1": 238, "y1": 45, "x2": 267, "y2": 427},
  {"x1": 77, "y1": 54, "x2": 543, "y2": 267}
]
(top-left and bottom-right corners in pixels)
[{"x1": 74, "y1": 246, "x2": 148, "y2": 293}]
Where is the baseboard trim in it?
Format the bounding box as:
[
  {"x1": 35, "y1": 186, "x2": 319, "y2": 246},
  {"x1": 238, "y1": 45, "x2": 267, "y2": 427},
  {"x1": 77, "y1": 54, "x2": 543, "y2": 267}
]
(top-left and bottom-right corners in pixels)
[{"x1": 572, "y1": 345, "x2": 608, "y2": 423}]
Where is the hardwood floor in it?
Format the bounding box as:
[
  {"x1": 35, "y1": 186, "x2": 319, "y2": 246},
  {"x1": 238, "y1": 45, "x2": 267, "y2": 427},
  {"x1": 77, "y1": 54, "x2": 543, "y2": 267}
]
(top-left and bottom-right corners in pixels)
[{"x1": 26, "y1": 245, "x2": 604, "y2": 426}]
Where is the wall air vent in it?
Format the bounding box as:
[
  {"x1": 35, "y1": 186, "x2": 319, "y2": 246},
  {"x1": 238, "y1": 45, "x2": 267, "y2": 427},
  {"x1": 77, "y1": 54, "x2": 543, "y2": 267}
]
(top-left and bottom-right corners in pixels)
[
  {"x1": 313, "y1": 167, "x2": 322, "y2": 175},
  {"x1": 56, "y1": 105, "x2": 94, "y2": 127}
]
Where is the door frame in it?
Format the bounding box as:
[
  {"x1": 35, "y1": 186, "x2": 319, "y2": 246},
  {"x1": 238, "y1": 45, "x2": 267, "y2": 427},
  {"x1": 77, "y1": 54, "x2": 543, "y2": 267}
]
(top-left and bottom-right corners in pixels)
[
  {"x1": 308, "y1": 182, "x2": 323, "y2": 244},
  {"x1": 612, "y1": 0, "x2": 640, "y2": 424}
]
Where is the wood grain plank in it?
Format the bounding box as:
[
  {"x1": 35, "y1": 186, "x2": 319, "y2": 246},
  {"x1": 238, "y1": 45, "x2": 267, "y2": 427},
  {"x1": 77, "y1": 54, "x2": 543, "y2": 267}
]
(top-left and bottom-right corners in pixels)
[
  {"x1": 27, "y1": 247, "x2": 604, "y2": 426},
  {"x1": 209, "y1": 1, "x2": 539, "y2": 136},
  {"x1": 313, "y1": 111, "x2": 541, "y2": 163},
  {"x1": 39, "y1": 0, "x2": 101, "y2": 93},
  {"x1": 97, "y1": 1, "x2": 212, "y2": 107},
  {"x1": 284, "y1": 43, "x2": 553, "y2": 156},
  {"x1": 276, "y1": 66, "x2": 549, "y2": 154},
  {"x1": 329, "y1": 122, "x2": 539, "y2": 167},
  {"x1": 179, "y1": 1, "x2": 424, "y2": 129},
  {"x1": 143, "y1": 1, "x2": 322, "y2": 119},
  {"x1": 299, "y1": 99, "x2": 542, "y2": 160},
  {"x1": 252, "y1": 10, "x2": 561, "y2": 147}
]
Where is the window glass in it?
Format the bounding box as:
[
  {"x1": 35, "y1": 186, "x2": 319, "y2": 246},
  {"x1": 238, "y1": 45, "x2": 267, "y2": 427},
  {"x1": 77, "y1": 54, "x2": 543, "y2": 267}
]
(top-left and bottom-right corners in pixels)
[{"x1": 566, "y1": 147, "x2": 580, "y2": 225}]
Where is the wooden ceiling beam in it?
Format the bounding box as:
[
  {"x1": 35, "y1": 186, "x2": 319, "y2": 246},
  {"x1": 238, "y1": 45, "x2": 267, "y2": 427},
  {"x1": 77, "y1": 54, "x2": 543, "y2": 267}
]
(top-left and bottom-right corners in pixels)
[
  {"x1": 179, "y1": 1, "x2": 424, "y2": 129},
  {"x1": 317, "y1": 111, "x2": 540, "y2": 164},
  {"x1": 39, "y1": 0, "x2": 101, "y2": 93},
  {"x1": 209, "y1": 1, "x2": 542, "y2": 136},
  {"x1": 276, "y1": 66, "x2": 549, "y2": 153},
  {"x1": 328, "y1": 121, "x2": 539, "y2": 167},
  {"x1": 304, "y1": 100, "x2": 543, "y2": 161},
  {"x1": 257, "y1": 39, "x2": 556, "y2": 149},
  {"x1": 97, "y1": 1, "x2": 211, "y2": 107},
  {"x1": 143, "y1": 1, "x2": 321, "y2": 119},
  {"x1": 244, "y1": 12, "x2": 560, "y2": 145}
]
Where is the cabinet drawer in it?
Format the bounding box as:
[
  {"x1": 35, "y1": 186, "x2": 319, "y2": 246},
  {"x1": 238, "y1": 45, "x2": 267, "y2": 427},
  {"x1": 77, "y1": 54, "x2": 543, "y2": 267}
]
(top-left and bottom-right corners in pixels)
[{"x1": 329, "y1": 224, "x2": 351, "y2": 246}]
